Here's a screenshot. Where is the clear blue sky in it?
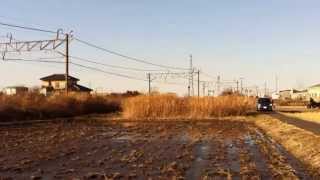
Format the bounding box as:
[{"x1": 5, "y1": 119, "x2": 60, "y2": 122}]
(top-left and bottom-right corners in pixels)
[{"x1": 1, "y1": 0, "x2": 320, "y2": 94}]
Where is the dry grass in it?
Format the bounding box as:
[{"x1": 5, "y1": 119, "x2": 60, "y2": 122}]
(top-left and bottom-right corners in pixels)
[
  {"x1": 122, "y1": 94, "x2": 255, "y2": 119},
  {"x1": 251, "y1": 115, "x2": 320, "y2": 175},
  {"x1": 0, "y1": 93, "x2": 122, "y2": 122},
  {"x1": 274, "y1": 99, "x2": 308, "y2": 106}
]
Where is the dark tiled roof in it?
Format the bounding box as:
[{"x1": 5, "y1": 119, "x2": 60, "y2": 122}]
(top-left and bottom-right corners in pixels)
[
  {"x1": 40, "y1": 74, "x2": 79, "y2": 81},
  {"x1": 71, "y1": 84, "x2": 92, "y2": 92},
  {"x1": 5, "y1": 86, "x2": 28, "y2": 89}
]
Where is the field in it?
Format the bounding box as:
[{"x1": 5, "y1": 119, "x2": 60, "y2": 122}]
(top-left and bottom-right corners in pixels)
[
  {"x1": 2, "y1": 95, "x2": 320, "y2": 179},
  {"x1": 0, "y1": 118, "x2": 317, "y2": 179}
]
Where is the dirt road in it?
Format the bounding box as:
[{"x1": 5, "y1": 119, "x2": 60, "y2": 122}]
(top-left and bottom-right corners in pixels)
[{"x1": 0, "y1": 119, "x2": 316, "y2": 179}]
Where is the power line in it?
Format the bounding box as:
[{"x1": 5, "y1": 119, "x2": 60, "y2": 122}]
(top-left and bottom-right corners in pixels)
[
  {"x1": 70, "y1": 55, "x2": 164, "y2": 72},
  {"x1": 3, "y1": 58, "x2": 64, "y2": 64},
  {"x1": 201, "y1": 71, "x2": 217, "y2": 79},
  {"x1": 0, "y1": 21, "x2": 57, "y2": 34},
  {"x1": 74, "y1": 37, "x2": 189, "y2": 70},
  {"x1": 70, "y1": 62, "x2": 148, "y2": 82}
]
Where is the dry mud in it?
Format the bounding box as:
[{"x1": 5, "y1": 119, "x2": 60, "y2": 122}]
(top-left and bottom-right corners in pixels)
[{"x1": 0, "y1": 119, "x2": 316, "y2": 179}]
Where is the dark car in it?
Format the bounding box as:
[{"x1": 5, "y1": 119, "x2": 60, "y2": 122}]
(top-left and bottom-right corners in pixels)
[
  {"x1": 256, "y1": 97, "x2": 273, "y2": 111},
  {"x1": 307, "y1": 98, "x2": 320, "y2": 109}
]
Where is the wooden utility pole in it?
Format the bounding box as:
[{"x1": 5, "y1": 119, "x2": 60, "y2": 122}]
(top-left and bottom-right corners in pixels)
[
  {"x1": 203, "y1": 82, "x2": 206, "y2": 97},
  {"x1": 264, "y1": 82, "x2": 267, "y2": 96},
  {"x1": 216, "y1": 76, "x2": 220, "y2": 96},
  {"x1": 189, "y1": 55, "x2": 194, "y2": 96},
  {"x1": 147, "y1": 73, "x2": 151, "y2": 94},
  {"x1": 65, "y1": 33, "x2": 69, "y2": 93},
  {"x1": 197, "y1": 70, "x2": 200, "y2": 97},
  {"x1": 236, "y1": 80, "x2": 239, "y2": 92},
  {"x1": 240, "y1": 78, "x2": 244, "y2": 94}
]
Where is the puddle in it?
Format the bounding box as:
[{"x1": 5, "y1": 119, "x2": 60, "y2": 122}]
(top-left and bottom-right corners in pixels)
[
  {"x1": 115, "y1": 135, "x2": 135, "y2": 141},
  {"x1": 186, "y1": 142, "x2": 211, "y2": 180},
  {"x1": 244, "y1": 133, "x2": 271, "y2": 179},
  {"x1": 226, "y1": 139, "x2": 240, "y2": 179}
]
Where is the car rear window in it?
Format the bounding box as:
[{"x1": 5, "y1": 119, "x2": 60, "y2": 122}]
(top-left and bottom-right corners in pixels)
[{"x1": 258, "y1": 98, "x2": 271, "y2": 103}]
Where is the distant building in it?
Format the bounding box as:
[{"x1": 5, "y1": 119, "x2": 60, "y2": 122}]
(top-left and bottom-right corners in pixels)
[
  {"x1": 308, "y1": 84, "x2": 320, "y2": 101},
  {"x1": 40, "y1": 74, "x2": 92, "y2": 95},
  {"x1": 279, "y1": 89, "x2": 308, "y2": 101},
  {"x1": 279, "y1": 89, "x2": 292, "y2": 100},
  {"x1": 291, "y1": 89, "x2": 308, "y2": 101},
  {"x1": 3, "y1": 86, "x2": 28, "y2": 95},
  {"x1": 271, "y1": 92, "x2": 280, "y2": 100}
]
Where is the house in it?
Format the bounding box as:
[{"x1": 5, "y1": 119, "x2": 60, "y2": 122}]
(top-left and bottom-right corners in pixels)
[
  {"x1": 3, "y1": 86, "x2": 28, "y2": 95},
  {"x1": 40, "y1": 74, "x2": 92, "y2": 95},
  {"x1": 279, "y1": 89, "x2": 308, "y2": 101},
  {"x1": 308, "y1": 84, "x2": 320, "y2": 101},
  {"x1": 291, "y1": 89, "x2": 308, "y2": 101},
  {"x1": 271, "y1": 92, "x2": 280, "y2": 100},
  {"x1": 279, "y1": 90, "x2": 292, "y2": 100}
]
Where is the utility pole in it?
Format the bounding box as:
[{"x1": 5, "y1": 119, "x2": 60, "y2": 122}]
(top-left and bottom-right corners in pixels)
[
  {"x1": 202, "y1": 82, "x2": 206, "y2": 97},
  {"x1": 255, "y1": 86, "x2": 259, "y2": 97},
  {"x1": 189, "y1": 55, "x2": 194, "y2": 96},
  {"x1": 240, "y1": 77, "x2": 244, "y2": 95},
  {"x1": 197, "y1": 70, "x2": 200, "y2": 97},
  {"x1": 217, "y1": 76, "x2": 221, "y2": 96},
  {"x1": 147, "y1": 73, "x2": 151, "y2": 94},
  {"x1": 65, "y1": 33, "x2": 69, "y2": 94},
  {"x1": 275, "y1": 75, "x2": 279, "y2": 93},
  {"x1": 264, "y1": 82, "x2": 267, "y2": 96},
  {"x1": 236, "y1": 80, "x2": 239, "y2": 93}
]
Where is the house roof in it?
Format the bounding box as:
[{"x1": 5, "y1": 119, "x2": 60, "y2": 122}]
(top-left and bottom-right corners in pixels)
[
  {"x1": 71, "y1": 84, "x2": 92, "y2": 92},
  {"x1": 309, "y1": 84, "x2": 320, "y2": 88},
  {"x1": 279, "y1": 89, "x2": 291, "y2": 92},
  {"x1": 5, "y1": 86, "x2": 28, "y2": 89},
  {"x1": 40, "y1": 74, "x2": 79, "y2": 81},
  {"x1": 279, "y1": 89, "x2": 307, "y2": 93}
]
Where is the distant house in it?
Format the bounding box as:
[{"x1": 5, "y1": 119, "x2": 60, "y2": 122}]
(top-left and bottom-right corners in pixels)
[
  {"x1": 308, "y1": 84, "x2": 320, "y2": 101},
  {"x1": 3, "y1": 86, "x2": 28, "y2": 95},
  {"x1": 279, "y1": 90, "x2": 292, "y2": 100},
  {"x1": 40, "y1": 74, "x2": 92, "y2": 95},
  {"x1": 291, "y1": 89, "x2": 308, "y2": 101},
  {"x1": 279, "y1": 89, "x2": 308, "y2": 101}
]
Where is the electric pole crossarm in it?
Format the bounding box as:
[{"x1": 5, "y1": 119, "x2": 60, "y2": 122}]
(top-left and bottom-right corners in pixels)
[{"x1": 0, "y1": 39, "x2": 65, "y2": 53}]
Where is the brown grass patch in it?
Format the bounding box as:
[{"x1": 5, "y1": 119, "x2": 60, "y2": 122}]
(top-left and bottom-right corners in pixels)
[
  {"x1": 122, "y1": 94, "x2": 255, "y2": 119},
  {"x1": 0, "y1": 93, "x2": 122, "y2": 122},
  {"x1": 252, "y1": 115, "x2": 320, "y2": 175}
]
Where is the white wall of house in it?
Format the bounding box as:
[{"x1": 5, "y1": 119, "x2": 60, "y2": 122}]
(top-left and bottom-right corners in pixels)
[
  {"x1": 42, "y1": 80, "x2": 77, "y2": 90},
  {"x1": 3, "y1": 87, "x2": 28, "y2": 95},
  {"x1": 308, "y1": 86, "x2": 320, "y2": 101},
  {"x1": 4, "y1": 88, "x2": 16, "y2": 95}
]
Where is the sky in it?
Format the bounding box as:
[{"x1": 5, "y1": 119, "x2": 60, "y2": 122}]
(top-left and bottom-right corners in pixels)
[{"x1": 1, "y1": 0, "x2": 320, "y2": 95}]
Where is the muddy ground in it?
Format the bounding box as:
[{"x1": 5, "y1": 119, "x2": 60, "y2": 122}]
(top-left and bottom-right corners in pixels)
[{"x1": 0, "y1": 119, "x2": 318, "y2": 179}]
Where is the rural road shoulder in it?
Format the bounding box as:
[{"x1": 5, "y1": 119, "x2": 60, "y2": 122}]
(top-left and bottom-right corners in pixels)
[{"x1": 270, "y1": 112, "x2": 320, "y2": 136}]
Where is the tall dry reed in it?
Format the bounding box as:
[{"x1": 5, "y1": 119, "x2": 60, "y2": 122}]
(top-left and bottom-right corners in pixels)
[{"x1": 122, "y1": 94, "x2": 255, "y2": 119}]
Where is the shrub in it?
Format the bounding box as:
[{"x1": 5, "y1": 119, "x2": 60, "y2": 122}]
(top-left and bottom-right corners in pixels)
[
  {"x1": 0, "y1": 93, "x2": 122, "y2": 122},
  {"x1": 122, "y1": 94, "x2": 255, "y2": 119}
]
